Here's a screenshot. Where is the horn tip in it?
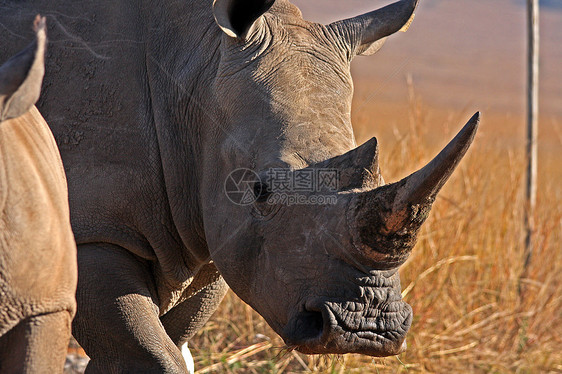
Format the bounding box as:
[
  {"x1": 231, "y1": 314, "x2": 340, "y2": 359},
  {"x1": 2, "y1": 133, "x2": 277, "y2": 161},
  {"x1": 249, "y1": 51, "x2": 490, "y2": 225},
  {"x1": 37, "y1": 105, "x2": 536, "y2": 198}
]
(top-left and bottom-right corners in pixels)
[
  {"x1": 460, "y1": 111, "x2": 481, "y2": 139},
  {"x1": 366, "y1": 137, "x2": 379, "y2": 146}
]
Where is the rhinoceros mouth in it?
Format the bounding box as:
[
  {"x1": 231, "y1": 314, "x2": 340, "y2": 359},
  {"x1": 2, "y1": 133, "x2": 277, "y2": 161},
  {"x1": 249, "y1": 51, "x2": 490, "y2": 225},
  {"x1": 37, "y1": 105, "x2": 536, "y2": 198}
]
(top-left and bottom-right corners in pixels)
[{"x1": 284, "y1": 298, "x2": 412, "y2": 356}]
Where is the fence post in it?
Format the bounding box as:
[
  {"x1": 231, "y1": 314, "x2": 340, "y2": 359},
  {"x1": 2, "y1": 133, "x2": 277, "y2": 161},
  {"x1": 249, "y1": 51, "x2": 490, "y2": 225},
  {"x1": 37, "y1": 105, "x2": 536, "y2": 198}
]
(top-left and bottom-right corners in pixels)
[{"x1": 523, "y1": 0, "x2": 539, "y2": 276}]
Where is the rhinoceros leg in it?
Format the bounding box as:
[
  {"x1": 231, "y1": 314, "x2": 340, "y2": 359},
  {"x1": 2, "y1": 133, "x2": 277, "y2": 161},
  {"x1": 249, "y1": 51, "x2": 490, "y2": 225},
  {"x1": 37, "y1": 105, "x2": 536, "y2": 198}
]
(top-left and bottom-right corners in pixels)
[
  {"x1": 0, "y1": 311, "x2": 71, "y2": 373},
  {"x1": 161, "y1": 264, "x2": 228, "y2": 346},
  {"x1": 160, "y1": 267, "x2": 228, "y2": 374},
  {"x1": 72, "y1": 243, "x2": 188, "y2": 374}
]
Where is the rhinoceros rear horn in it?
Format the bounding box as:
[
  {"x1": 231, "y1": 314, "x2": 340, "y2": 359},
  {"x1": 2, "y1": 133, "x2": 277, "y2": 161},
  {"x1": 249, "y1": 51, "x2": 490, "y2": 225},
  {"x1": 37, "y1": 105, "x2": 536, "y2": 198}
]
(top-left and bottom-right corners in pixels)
[
  {"x1": 329, "y1": 0, "x2": 419, "y2": 57},
  {"x1": 311, "y1": 137, "x2": 384, "y2": 191},
  {"x1": 349, "y1": 113, "x2": 480, "y2": 267},
  {"x1": 0, "y1": 15, "x2": 47, "y2": 121},
  {"x1": 213, "y1": 0, "x2": 276, "y2": 39}
]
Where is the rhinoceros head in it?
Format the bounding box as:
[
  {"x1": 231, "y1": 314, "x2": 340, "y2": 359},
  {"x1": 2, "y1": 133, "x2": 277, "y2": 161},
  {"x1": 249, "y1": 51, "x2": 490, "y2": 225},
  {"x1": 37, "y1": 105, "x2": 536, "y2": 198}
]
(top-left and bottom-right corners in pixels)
[{"x1": 201, "y1": 0, "x2": 478, "y2": 356}]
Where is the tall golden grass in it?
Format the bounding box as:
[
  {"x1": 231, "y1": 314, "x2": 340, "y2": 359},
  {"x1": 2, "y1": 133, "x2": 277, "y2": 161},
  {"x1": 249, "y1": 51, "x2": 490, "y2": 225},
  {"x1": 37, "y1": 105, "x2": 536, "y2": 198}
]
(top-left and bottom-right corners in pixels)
[{"x1": 190, "y1": 85, "x2": 562, "y2": 373}]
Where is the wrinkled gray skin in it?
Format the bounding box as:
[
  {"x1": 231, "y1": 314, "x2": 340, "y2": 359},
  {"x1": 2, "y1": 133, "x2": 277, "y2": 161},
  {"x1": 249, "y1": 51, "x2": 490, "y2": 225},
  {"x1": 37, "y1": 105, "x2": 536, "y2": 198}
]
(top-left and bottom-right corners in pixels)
[
  {"x1": 0, "y1": 0, "x2": 479, "y2": 372},
  {"x1": 0, "y1": 18, "x2": 77, "y2": 373}
]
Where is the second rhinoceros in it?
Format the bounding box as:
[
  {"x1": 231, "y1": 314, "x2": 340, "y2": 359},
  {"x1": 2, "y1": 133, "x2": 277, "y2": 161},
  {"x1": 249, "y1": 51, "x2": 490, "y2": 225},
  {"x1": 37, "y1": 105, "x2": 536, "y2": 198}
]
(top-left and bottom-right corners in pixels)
[
  {"x1": 0, "y1": 17, "x2": 77, "y2": 372},
  {"x1": 0, "y1": 0, "x2": 478, "y2": 372}
]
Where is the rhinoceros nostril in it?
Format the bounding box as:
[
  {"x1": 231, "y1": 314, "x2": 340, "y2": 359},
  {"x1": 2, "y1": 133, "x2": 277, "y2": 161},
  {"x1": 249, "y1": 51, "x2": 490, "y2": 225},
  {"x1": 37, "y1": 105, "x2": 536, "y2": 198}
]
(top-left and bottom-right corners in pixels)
[{"x1": 293, "y1": 309, "x2": 324, "y2": 342}]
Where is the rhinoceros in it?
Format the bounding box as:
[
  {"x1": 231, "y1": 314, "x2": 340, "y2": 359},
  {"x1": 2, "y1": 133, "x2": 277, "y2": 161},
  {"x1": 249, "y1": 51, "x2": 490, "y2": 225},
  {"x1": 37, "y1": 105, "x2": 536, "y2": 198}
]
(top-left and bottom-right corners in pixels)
[
  {"x1": 0, "y1": 0, "x2": 479, "y2": 372},
  {"x1": 0, "y1": 17, "x2": 77, "y2": 372}
]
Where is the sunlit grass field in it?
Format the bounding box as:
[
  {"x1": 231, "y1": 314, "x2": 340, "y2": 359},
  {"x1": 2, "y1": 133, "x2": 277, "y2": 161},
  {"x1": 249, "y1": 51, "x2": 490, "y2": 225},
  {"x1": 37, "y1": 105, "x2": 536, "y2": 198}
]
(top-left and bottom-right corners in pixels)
[{"x1": 190, "y1": 84, "x2": 562, "y2": 373}]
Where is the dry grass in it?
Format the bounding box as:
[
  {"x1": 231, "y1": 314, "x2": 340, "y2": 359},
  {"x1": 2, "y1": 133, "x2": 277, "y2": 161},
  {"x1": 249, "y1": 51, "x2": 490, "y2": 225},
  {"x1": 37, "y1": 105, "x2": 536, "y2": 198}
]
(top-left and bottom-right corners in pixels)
[{"x1": 190, "y1": 85, "x2": 562, "y2": 373}]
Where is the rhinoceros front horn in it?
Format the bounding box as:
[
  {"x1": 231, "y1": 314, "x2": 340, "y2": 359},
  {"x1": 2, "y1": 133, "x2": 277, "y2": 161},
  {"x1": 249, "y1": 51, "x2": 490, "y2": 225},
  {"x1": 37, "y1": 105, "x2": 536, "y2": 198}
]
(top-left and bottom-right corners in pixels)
[
  {"x1": 393, "y1": 112, "x2": 480, "y2": 209},
  {"x1": 347, "y1": 113, "x2": 480, "y2": 267}
]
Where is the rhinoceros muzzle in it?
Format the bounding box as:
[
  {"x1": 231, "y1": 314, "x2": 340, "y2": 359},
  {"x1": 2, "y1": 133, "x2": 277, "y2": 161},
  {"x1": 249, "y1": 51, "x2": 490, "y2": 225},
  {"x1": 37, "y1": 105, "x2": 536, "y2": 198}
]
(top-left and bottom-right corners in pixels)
[{"x1": 284, "y1": 270, "x2": 412, "y2": 356}]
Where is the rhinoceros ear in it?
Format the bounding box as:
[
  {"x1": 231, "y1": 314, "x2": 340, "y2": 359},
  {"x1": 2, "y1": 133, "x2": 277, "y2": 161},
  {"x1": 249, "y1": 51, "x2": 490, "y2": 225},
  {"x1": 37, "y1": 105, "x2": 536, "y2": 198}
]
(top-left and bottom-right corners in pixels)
[
  {"x1": 0, "y1": 15, "x2": 47, "y2": 121},
  {"x1": 213, "y1": 0, "x2": 276, "y2": 39},
  {"x1": 328, "y1": 0, "x2": 418, "y2": 57}
]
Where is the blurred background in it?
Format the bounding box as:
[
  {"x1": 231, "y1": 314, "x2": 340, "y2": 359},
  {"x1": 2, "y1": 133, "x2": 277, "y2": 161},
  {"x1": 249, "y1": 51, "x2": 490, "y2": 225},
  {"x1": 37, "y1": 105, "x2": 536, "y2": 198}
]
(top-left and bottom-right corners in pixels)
[{"x1": 294, "y1": 0, "x2": 561, "y2": 119}]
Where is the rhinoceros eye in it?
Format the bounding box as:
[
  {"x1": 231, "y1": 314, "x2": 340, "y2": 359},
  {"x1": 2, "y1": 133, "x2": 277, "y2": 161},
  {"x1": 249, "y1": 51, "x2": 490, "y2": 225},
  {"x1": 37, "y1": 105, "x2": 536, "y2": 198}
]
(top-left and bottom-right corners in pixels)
[
  {"x1": 251, "y1": 180, "x2": 281, "y2": 220},
  {"x1": 253, "y1": 181, "x2": 271, "y2": 203}
]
